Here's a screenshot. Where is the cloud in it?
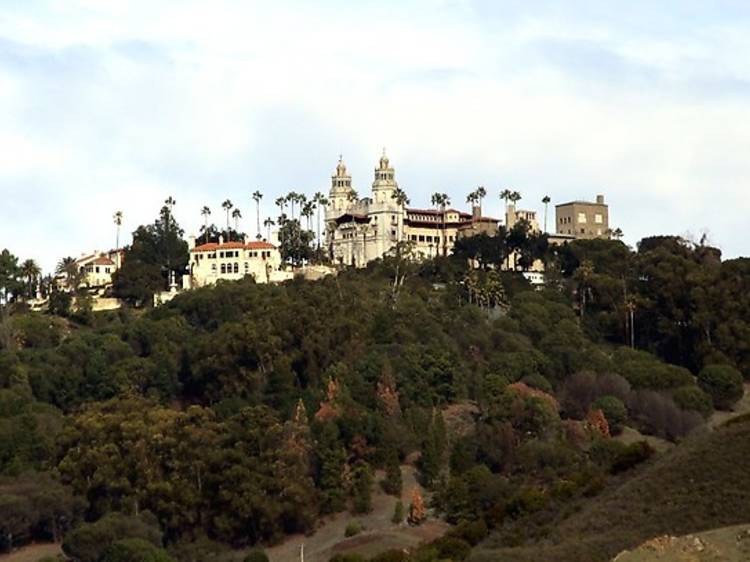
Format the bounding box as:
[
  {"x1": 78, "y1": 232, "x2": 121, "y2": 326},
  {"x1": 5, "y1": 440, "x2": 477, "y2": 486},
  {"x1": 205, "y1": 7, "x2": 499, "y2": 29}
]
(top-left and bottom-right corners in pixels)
[{"x1": 0, "y1": 1, "x2": 749, "y2": 271}]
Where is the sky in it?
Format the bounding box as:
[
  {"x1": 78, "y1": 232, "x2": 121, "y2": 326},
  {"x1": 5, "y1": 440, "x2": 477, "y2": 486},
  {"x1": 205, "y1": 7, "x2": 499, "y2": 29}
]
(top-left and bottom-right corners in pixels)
[{"x1": 1, "y1": 0, "x2": 749, "y2": 272}]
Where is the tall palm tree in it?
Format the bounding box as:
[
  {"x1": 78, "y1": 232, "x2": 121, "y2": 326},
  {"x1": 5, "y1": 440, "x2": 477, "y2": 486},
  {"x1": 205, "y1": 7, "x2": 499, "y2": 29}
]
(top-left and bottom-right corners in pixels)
[
  {"x1": 221, "y1": 199, "x2": 233, "y2": 239},
  {"x1": 275, "y1": 196, "x2": 286, "y2": 219},
  {"x1": 509, "y1": 191, "x2": 522, "y2": 206},
  {"x1": 165, "y1": 196, "x2": 176, "y2": 216},
  {"x1": 252, "y1": 190, "x2": 263, "y2": 240},
  {"x1": 466, "y1": 191, "x2": 478, "y2": 208},
  {"x1": 313, "y1": 192, "x2": 328, "y2": 250},
  {"x1": 201, "y1": 206, "x2": 211, "y2": 243},
  {"x1": 232, "y1": 208, "x2": 242, "y2": 234},
  {"x1": 476, "y1": 186, "x2": 487, "y2": 214},
  {"x1": 431, "y1": 192, "x2": 450, "y2": 256},
  {"x1": 20, "y1": 259, "x2": 41, "y2": 299},
  {"x1": 113, "y1": 211, "x2": 123, "y2": 250},
  {"x1": 391, "y1": 188, "x2": 410, "y2": 243},
  {"x1": 301, "y1": 201, "x2": 314, "y2": 234},
  {"x1": 287, "y1": 192, "x2": 299, "y2": 220},
  {"x1": 542, "y1": 196, "x2": 551, "y2": 233},
  {"x1": 263, "y1": 217, "x2": 275, "y2": 241},
  {"x1": 500, "y1": 189, "x2": 512, "y2": 209}
]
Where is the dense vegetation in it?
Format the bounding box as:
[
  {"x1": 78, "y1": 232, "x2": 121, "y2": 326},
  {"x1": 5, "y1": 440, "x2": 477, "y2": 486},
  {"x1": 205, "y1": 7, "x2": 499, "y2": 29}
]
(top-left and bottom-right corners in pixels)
[{"x1": 0, "y1": 224, "x2": 748, "y2": 561}]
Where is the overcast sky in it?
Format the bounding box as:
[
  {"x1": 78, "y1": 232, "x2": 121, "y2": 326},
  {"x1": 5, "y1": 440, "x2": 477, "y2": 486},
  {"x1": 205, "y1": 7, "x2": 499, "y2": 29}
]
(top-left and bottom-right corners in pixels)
[{"x1": 1, "y1": 0, "x2": 749, "y2": 271}]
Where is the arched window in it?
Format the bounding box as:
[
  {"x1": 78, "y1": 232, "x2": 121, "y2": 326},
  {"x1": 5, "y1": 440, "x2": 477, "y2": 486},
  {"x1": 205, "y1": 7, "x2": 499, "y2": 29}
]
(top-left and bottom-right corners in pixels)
[
  {"x1": 220, "y1": 263, "x2": 226, "y2": 274},
  {"x1": 234, "y1": 263, "x2": 239, "y2": 273}
]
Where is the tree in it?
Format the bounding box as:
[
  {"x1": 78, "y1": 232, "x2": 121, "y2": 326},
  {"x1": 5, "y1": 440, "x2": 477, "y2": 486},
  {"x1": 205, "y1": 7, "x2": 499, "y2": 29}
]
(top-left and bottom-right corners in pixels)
[
  {"x1": 407, "y1": 488, "x2": 426, "y2": 525},
  {"x1": 351, "y1": 461, "x2": 374, "y2": 514},
  {"x1": 313, "y1": 192, "x2": 328, "y2": 251},
  {"x1": 698, "y1": 364, "x2": 743, "y2": 410},
  {"x1": 430, "y1": 192, "x2": 450, "y2": 256},
  {"x1": 263, "y1": 217, "x2": 275, "y2": 242},
  {"x1": 542, "y1": 196, "x2": 551, "y2": 233},
  {"x1": 382, "y1": 448, "x2": 402, "y2": 496},
  {"x1": 0, "y1": 250, "x2": 22, "y2": 304},
  {"x1": 232, "y1": 208, "x2": 242, "y2": 234},
  {"x1": 392, "y1": 500, "x2": 405, "y2": 524},
  {"x1": 278, "y1": 218, "x2": 314, "y2": 267},
  {"x1": 252, "y1": 190, "x2": 263, "y2": 240},
  {"x1": 221, "y1": 200, "x2": 233, "y2": 239},
  {"x1": 476, "y1": 186, "x2": 487, "y2": 215},
  {"x1": 113, "y1": 205, "x2": 188, "y2": 305},
  {"x1": 20, "y1": 259, "x2": 41, "y2": 299},
  {"x1": 200, "y1": 206, "x2": 211, "y2": 244},
  {"x1": 114, "y1": 211, "x2": 124, "y2": 250},
  {"x1": 101, "y1": 538, "x2": 175, "y2": 562},
  {"x1": 591, "y1": 395, "x2": 627, "y2": 434}
]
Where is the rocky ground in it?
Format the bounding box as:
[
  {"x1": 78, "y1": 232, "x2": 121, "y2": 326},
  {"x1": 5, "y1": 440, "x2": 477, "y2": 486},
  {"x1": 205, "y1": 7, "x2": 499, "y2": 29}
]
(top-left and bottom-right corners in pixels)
[{"x1": 613, "y1": 524, "x2": 750, "y2": 561}]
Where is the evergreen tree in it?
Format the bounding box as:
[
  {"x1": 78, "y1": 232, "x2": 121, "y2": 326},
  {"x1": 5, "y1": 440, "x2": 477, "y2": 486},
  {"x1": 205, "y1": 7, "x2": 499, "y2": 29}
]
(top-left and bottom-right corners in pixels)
[{"x1": 382, "y1": 448, "x2": 402, "y2": 496}]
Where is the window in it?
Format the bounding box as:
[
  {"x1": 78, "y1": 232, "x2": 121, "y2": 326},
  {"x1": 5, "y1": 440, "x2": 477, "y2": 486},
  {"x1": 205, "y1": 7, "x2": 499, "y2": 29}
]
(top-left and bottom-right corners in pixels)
[
  {"x1": 244, "y1": 262, "x2": 250, "y2": 274},
  {"x1": 233, "y1": 263, "x2": 239, "y2": 273},
  {"x1": 580, "y1": 228, "x2": 585, "y2": 234},
  {"x1": 219, "y1": 251, "x2": 224, "y2": 258},
  {"x1": 595, "y1": 214, "x2": 603, "y2": 224},
  {"x1": 577, "y1": 213, "x2": 587, "y2": 223},
  {"x1": 211, "y1": 264, "x2": 216, "y2": 272},
  {"x1": 95, "y1": 266, "x2": 100, "y2": 273},
  {"x1": 418, "y1": 235, "x2": 425, "y2": 242},
  {"x1": 220, "y1": 264, "x2": 226, "y2": 274}
]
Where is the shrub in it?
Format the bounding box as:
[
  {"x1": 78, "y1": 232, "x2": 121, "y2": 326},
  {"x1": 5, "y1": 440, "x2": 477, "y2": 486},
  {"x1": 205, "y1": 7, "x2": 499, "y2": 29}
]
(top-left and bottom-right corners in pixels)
[
  {"x1": 520, "y1": 373, "x2": 553, "y2": 393},
  {"x1": 62, "y1": 512, "x2": 162, "y2": 562},
  {"x1": 243, "y1": 549, "x2": 270, "y2": 562},
  {"x1": 611, "y1": 441, "x2": 655, "y2": 474},
  {"x1": 100, "y1": 538, "x2": 175, "y2": 562},
  {"x1": 672, "y1": 385, "x2": 713, "y2": 418},
  {"x1": 330, "y1": 554, "x2": 365, "y2": 562},
  {"x1": 345, "y1": 521, "x2": 362, "y2": 537},
  {"x1": 591, "y1": 395, "x2": 627, "y2": 433},
  {"x1": 448, "y1": 519, "x2": 489, "y2": 546},
  {"x1": 392, "y1": 500, "x2": 405, "y2": 524},
  {"x1": 434, "y1": 536, "x2": 472, "y2": 561},
  {"x1": 698, "y1": 365, "x2": 744, "y2": 410}
]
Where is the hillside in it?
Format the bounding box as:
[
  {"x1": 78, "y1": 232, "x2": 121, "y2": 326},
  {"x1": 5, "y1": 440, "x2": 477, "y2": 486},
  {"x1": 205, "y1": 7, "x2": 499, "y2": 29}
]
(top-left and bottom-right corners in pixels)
[{"x1": 470, "y1": 416, "x2": 750, "y2": 562}]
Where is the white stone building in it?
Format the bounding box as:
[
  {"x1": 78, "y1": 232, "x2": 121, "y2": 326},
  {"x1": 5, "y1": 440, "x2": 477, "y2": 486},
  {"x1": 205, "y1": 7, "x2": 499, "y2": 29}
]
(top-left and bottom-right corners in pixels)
[
  {"x1": 70, "y1": 250, "x2": 123, "y2": 289},
  {"x1": 325, "y1": 152, "x2": 499, "y2": 266},
  {"x1": 187, "y1": 237, "x2": 289, "y2": 287}
]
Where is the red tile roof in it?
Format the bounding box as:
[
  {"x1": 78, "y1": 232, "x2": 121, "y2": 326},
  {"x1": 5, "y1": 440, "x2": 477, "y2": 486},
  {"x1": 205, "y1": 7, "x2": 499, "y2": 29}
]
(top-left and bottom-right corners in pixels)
[
  {"x1": 191, "y1": 241, "x2": 277, "y2": 252},
  {"x1": 91, "y1": 256, "x2": 115, "y2": 266}
]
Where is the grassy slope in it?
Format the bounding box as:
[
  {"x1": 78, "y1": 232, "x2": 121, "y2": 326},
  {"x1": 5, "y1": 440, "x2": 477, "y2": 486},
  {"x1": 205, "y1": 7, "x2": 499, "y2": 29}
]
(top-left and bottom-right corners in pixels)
[{"x1": 470, "y1": 418, "x2": 750, "y2": 562}]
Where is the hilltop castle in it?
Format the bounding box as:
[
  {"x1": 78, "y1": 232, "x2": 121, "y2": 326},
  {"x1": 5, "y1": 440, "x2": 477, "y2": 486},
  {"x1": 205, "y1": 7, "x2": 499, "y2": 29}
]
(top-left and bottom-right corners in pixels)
[{"x1": 325, "y1": 152, "x2": 499, "y2": 266}]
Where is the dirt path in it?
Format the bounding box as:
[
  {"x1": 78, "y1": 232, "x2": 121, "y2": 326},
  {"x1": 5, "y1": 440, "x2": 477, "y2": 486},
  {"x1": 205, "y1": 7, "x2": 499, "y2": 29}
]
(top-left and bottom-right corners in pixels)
[
  {"x1": 0, "y1": 543, "x2": 60, "y2": 562},
  {"x1": 263, "y1": 465, "x2": 448, "y2": 562}
]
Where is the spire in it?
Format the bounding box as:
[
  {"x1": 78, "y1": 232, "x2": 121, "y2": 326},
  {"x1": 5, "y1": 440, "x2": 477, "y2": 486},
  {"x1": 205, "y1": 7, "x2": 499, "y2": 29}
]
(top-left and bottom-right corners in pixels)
[{"x1": 379, "y1": 147, "x2": 389, "y2": 170}]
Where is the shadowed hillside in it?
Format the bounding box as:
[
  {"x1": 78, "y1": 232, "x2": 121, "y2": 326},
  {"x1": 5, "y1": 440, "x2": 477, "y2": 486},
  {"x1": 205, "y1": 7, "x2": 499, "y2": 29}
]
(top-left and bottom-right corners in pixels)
[{"x1": 470, "y1": 417, "x2": 750, "y2": 562}]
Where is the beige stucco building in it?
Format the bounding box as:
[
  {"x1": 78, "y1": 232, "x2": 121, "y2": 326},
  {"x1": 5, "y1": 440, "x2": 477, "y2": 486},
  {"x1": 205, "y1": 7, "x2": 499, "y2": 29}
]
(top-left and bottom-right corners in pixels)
[
  {"x1": 187, "y1": 237, "x2": 289, "y2": 287},
  {"x1": 70, "y1": 250, "x2": 123, "y2": 288},
  {"x1": 555, "y1": 195, "x2": 609, "y2": 239},
  {"x1": 325, "y1": 153, "x2": 499, "y2": 266}
]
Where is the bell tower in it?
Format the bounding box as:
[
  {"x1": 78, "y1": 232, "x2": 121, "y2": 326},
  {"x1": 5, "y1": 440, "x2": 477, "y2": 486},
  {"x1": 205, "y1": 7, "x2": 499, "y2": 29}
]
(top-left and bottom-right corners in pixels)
[
  {"x1": 327, "y1": 155, "x2": 354, "y2": 215},
  {"x1": 371, "y1": 148, "x2": 398, "y2": 203}
]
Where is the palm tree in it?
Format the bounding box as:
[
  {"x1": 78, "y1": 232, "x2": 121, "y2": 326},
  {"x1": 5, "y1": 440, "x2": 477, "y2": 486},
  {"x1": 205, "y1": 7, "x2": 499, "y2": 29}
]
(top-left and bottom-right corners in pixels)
[
  {"x1": 201, "y1": 206, "x2": 211, "y2": 243},
  {"x1": 313, "y1": 192, "x2": 328, "y2": 250},
  {"x1": 252, "y1": 190, "x2": 263, "y2": 240},
  {"x1": 165, "y1": 196, "x2": 176, "y2": 216},
  {"x1": 221, "y1": 199, "x2": 233, "y2": 239},
  {"x1": 509, "y1": 191, "x2": 522, "y2": 207},
  {"x1": 302, "y1": 200, "x2": 314, "y2": 233},
  {"x1": 500, "y1": 189, "x2": 512, "y2": 209},
  {"x1": 542, "y1": 196, "x2": 551, "y2": 233},
  {"x1": 113, "y1": 211, "x2": 123, "y2": 250},
  {"x1": 391, "y1": 188, "x2": 410, "y2": 242},
  {"x1": 476, "y1": 186, "x2": 487, "y2": 214},
  {"x1": 466, "y1": 191, "x2": 478, "y2": 206},
  {"x1": 56, "y1": 257, "x2": 81, "y2": 292},
  {"x1": 609, "y1": 227, "x2": 624, "y2": 240},
  {"x1": 287, "y1": 192, "x2": 299, "y2": 220},
  {"x1": 232, "y1": 208, "x2": 242, "y2": 234},
  {"x1": 275, "y1": 196, "x2": 286, "y2": 219},
  {"x1": 431, "y1": 192, "x2": 450, "y2": 256},
  {"x1": 20, "y1": 259, "x2": 41, "y2": 299},
  {"x1": 347, "y1": 190, "x2": 359, "y2": 204},
  {"x1": 263, "y1": 217, "x2": 275, "y2": 241}
]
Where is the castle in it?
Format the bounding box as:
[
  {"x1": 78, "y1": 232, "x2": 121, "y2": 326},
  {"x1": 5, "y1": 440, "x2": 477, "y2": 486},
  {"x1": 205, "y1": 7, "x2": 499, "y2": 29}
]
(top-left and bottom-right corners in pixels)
[{"x1": 325, "y1": 152, "x2": 499, "y2": 266}]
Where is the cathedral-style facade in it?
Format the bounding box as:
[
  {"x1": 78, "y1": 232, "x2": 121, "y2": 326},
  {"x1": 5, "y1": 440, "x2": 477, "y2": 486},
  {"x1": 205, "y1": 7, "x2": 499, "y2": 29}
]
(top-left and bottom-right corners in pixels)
[{"x1": 325, "y1": 152, "x2": 499, "y2": 266}]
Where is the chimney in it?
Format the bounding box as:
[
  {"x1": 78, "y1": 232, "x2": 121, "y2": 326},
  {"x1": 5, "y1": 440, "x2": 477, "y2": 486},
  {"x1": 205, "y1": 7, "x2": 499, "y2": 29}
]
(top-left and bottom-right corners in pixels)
[
  {"x1": 188, "y1": 235, "x2": 196, "y2": 249},
  {"x1": 596, "y1": 194, "x2": 605, "y2": 204},
  {"x1": 219, "y1": 234, "x2": 224, "y2": 245},
  {"x1": 243, "y1": 234, "x2": 248, "y2": 244},
  {"x1": 472, "y1": 205, "x2": 481, "y2": 221}
]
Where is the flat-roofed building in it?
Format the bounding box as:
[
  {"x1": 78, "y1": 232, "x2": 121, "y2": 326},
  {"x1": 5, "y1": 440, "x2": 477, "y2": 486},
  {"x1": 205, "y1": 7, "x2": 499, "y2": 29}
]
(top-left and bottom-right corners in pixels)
[{"x1": 555, "y1": 195, "x2": 609, "y2": 239}]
